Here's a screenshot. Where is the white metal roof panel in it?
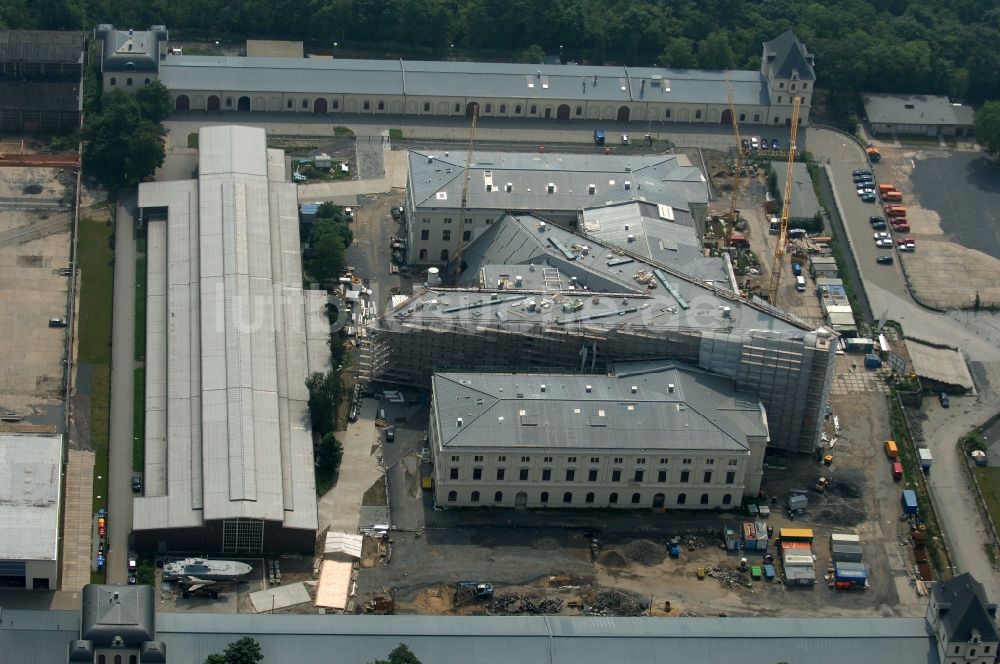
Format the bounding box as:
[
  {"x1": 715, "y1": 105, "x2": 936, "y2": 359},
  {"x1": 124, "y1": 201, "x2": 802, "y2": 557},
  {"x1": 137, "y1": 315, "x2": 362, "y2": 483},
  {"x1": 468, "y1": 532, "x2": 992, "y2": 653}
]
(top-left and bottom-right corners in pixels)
[{"x1": 0, "y1": 434, "x2": 61, "y2": 561}]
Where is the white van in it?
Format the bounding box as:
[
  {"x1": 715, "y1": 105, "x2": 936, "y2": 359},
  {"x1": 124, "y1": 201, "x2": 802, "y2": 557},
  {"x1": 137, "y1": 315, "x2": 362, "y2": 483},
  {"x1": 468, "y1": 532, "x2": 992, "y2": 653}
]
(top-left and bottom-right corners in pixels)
[{"x1": 795, "y1": 276, "x2": 807, "y2": 292}]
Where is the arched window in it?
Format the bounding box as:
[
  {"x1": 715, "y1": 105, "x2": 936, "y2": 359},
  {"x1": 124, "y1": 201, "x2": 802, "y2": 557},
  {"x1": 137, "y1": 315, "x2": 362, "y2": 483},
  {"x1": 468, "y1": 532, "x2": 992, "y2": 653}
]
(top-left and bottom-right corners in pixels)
[
  {"x1": 378, "y1": 100, "x2": 385, "y2": 110},
  {"x1": 225, "y1": 97, "x2": 233, "y2": 107},
  {"x1": 302, "y1": 99, "x2": 309, "y2": 109},
  {"x1": 585, "y1": 492, "x2": 595, "y2": 503},
  {"x1": 109, "y1": 77, "x2": 116, "y2": 86},
  {"x1": 515, "y1": 104, "x2": 522, "y2": 114},
  {"x1": 609, "y1": 492, "x2": 618, "y2": 504},
  {"x1": 287, "y1": 99, "x2": 293, "y2": 108},
  {"x1": 485, "y1": 103, "x2": 492, "y2": 113},
  {"x1": 530, "y1": 105, "x2": 537, "y2": 114},
  {"x1": 144, "y1": 78, "x2": 150, "y2": 85},
  {"x1": 540, "y1": 491, "x2": 549, "y2": 503},
  {"x1": 500, "y1": 104, "x2": 507, "y2": 113},
  {"x1": 440, "y1": 249, "x2": 449, "y2": 261},
  {"x1": 419, "y1": 249, "x2": 427, "y2": 260},
  {"x1": 126, "y1": 77, "x2": 133, "y2": 86},
  {"x1": 575, "y1": 106, "x2": 583, "y2": 116},
  {"x1": 563, "y1": 491, "x2": 572, "y2": 503},
  {"x1": 363, "y1": 100, "x2": 371, "y2": 110},
  {"x1": 631, "y1": 492, "x2": 641, "y2": 504},
  {"x1": 471, "y1": 491, "x2": 480, "y2": 502},
  {"x1": 448, "y1": 490, "x2": 457, "y2": 502},
  {"x1": 494, "y1": 491, "x2": 503, "y2": 503},
  {"x1": 332, "y1": 100, "x2": 340, "y2": 109},
  {"x1": 454, "y1": 102, "x2": 461, "y2": 112},
  {"x1": 424, "y1": 102, "x2": 431, "y2": 112},
  {"x1": 677, "y1": 493, "x2": 686, "y2": 505},
  {"x1": 722, "y1": 493, "x2": 732, "y2": 505},
  {"x1": 700, "y1": 493, "x2": 709, "y2": 504}
]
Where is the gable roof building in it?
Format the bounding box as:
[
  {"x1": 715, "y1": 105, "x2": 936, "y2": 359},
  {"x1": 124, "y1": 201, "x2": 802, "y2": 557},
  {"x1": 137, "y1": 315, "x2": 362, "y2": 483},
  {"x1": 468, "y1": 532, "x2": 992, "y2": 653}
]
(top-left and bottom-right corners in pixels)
[
  {"x1": 927, "y1": 572, "x2": 999, "y2": 664},
  {"x1": 135, "y1": 125, "x2": 329, "y2": 553},
  {"x1": 862, "y1": 93, "x2": 975, "y2": 137},
  {"x1": 0, "y1": 29, "x2": 86, "y2": 132},
  {"x1": 762, "y1": 30, "x2": 817, "y2": 82}
]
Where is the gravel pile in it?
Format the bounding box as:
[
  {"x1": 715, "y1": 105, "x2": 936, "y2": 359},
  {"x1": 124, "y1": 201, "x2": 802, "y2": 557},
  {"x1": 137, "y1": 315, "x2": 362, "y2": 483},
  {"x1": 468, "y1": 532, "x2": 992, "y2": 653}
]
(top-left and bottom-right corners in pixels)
[
  {"x1": 597, "y1": 550, "x2": 627, "y2": 568},
  {"x1": 588, "y1": 589, "x2": 646, "y2": 617},
  {"x1": 488, "y1": 594, "x2": 564, "y2": 615},
  {"x1": 624, "y1": 539, "x2": 666, "y2": 565}
]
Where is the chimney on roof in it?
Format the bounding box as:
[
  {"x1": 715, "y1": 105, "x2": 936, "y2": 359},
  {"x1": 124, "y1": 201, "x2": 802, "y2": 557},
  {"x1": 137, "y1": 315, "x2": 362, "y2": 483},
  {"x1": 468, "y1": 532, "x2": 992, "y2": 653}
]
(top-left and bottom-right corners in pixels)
[
  {"x1": 427, "y1": 155, "x2": 434, "y2": 163},
  {"x1": 585, "y1": 385, "x2": 592, "y2": 393},
  {"x1": 630, "y1": 385, "x2": 637, "y2": 394},
  {"x1": 515, "y1": 275, "x2": 523, "y2": 287},
  {"x1": 538, "y1": 222, "x2": 547, "y2": 232},
  {"x1": 537, "y1": 70, "x2": 542, "y2": 79},
  {"x1": 668, "y1": 384, "x2": 675, "y2": 393},
  {"x1": 547, "y1": 183, "x2": 555, "y2": 194},
  {"x1": 540, "y1": 384, "x2": 546, "y2": 392},
  {"x1": 588, "y1": 184, "x2": 596, "y2": 195},
  {"x1": 505, "y1": 182, "x2": 512, "y2": 192},
  {"x1": 593, "y1": 74, "x2": 598, "y2": 86},
  {"x1": 626, "y1": 234, "x2": 635, "y2": 243},
  {"x1": 624, "y1": 181, "x2": 631, "y2": 190},
  {"x1": 457, "y1": 418, "x2": 463, "y2": 427}
]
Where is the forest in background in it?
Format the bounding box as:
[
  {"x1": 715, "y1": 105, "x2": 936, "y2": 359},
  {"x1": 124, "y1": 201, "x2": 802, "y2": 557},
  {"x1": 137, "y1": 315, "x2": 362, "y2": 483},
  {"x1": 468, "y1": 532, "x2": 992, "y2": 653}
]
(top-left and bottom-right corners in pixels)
[{"x1": 4, "y1": 0, "x2": 999, "y2": 123}]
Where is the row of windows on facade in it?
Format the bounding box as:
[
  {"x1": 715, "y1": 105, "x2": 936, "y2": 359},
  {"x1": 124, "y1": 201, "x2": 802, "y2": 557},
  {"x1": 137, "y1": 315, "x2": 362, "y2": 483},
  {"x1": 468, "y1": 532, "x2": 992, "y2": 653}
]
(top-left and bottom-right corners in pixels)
[
  {"x1": 97, "y1": 655, "x2": 138, "y2": 664},
  {"x1": 421, "y1": 229, "x2": 471, "y2": 242},
  {"x1": 173, "y1": 94, "x2": 806, "y2": 122},
  {"x1": 453, "y1": 455, "x2": 738, "y2": 466},
  {"x1": 446, "y1": 489, "x2": 734, "y2": 505},
  {"x1": 450, "y1": 466, "x2": 738, "y2": 484},
  {"x1": 108, "y1": 76, "x2": 150, "y2": 87}
]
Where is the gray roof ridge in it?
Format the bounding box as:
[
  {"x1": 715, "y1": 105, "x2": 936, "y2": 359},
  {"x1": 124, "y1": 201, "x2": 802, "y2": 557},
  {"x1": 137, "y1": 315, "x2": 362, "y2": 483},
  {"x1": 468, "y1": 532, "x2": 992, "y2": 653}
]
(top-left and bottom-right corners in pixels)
[{"x1": 435, "y1": 375, "x2": 501, "y2": 447}]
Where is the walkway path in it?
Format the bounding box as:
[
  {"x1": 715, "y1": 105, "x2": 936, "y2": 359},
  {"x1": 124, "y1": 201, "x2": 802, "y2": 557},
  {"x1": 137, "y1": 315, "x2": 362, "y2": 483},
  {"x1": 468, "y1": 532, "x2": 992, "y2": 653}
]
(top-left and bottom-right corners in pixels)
[
  {"x1": 60, "y1": 449, "x2": 94, "y2": 591},
  {"x1": 106, "y1": 192, "x2": 137, "y2": 584}
]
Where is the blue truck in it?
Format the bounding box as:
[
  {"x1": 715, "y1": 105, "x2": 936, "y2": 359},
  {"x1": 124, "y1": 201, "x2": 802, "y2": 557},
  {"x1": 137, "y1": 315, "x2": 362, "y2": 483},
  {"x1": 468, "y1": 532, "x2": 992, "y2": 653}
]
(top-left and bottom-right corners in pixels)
[
  {"x1": 791, "y1": 262, "x2": 802, "y2": 277},
  {"x1": 901, "y1": 489, "x2": 918, "y2": 515}
]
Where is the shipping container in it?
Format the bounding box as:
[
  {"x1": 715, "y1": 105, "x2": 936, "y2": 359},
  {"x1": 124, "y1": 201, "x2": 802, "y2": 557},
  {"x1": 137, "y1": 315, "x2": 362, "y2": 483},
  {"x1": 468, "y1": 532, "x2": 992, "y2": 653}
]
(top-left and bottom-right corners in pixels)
[
  {"x1": 830, "y1": 533, "x2": 861, "y2": 545},
  {"x1": 884, "y1": 440, "x2": 899, "y2": 458},
  {"x1": 834, "y1": 562, "x2": 868, "y2": 584},
  {"x1": 844, "y1": 337, "x2": 875, "y2": 353},
  {"x1": 831, "y1": 543, "x2": 864, "y2": 563},
  {"x1": 864, "y1": 353, "x2": 882, "y2": 368},
  {"x1": 883, "y1": 190, "x2": 902, "y2": 202},
  {"x1": 783, "y1": 553, "x2": 815, "y2": 567},
  {"x1": 902, "y1": 489, "x2": 918, "y2": 515},
  {"x1": 787, "y1": 494, "x2": 808, "y2": 511},
  {"x1": 885, "y1": 205, "x2": 907, "y2": 217},
  {"x1": 780, "y1": 540, "x2": 812, "y2": 551},
  {"x1": 918, "y1": 448, "x2": 933, "y2": 472},
  {"x1": 778, "y1": 528, "x2": 814, "y2": 542},
  {"x1": 724, "y1": 525, "x2": 741, "y2": 551},
  {"x1": 878, "y1": 184, "x2": 896, "y2": 194}
]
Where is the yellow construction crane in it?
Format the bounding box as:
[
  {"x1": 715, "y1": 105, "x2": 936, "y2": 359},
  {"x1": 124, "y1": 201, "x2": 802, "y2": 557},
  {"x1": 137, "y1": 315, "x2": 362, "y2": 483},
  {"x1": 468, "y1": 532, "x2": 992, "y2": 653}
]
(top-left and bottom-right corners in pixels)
[
  {"x1": 766, "y1": 96, "x2": 802, "y2": 304},
  {"x1": 725, "y1": 81, "x2": 744, "y2": 226},
  {"x1": 453, "y1": 107, "x2": 478, "y2": 276}
]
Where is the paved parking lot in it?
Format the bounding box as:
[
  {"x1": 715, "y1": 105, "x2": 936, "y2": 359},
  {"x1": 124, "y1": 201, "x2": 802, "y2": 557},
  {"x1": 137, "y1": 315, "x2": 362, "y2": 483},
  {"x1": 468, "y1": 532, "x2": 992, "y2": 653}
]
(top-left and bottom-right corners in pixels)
[{"x1": 0, "y1": 167, "x2": 73, "y2": 423}]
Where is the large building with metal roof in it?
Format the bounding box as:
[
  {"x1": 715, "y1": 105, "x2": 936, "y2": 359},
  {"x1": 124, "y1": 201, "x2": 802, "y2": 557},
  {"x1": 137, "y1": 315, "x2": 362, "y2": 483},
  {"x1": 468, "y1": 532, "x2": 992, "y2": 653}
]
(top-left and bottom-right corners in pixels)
[
  {"x1": 135, "y1": 125, "x2": 329, "y2": 553},
  {"x1": 0, "y1": 433, "x2": 62, "y2": 590},
  {"x1": 430, "y1": 362, "x2": 768, "y2": 510},
  {"x1": 0, "y1": 30, "x2": 86, "y2": 132},
  {"x1": 95, "y1": 26, "x2": 815, "y2": 126},
  {"x1": 0, "y1": 581, "x2": 958, "y2": 663},
  {"x1": 404, "y1": 149, "x2": 710, "y2": 266},
  {"x1": 366, "y1": 212, "x2": 836, "y2": 454}
]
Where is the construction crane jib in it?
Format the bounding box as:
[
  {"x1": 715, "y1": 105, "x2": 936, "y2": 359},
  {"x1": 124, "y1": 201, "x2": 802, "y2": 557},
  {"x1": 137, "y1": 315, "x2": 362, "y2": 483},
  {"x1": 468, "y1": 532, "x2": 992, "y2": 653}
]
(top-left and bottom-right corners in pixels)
[
  {"x1": 726, "y1": 81, "x2": 744, "y2": 225},
  {"x1": 766, "y1": 96, "x2": 802, "y2": 304},
  {"x1": 454, "y1": 107, "x2": 478, "y2": 276}
]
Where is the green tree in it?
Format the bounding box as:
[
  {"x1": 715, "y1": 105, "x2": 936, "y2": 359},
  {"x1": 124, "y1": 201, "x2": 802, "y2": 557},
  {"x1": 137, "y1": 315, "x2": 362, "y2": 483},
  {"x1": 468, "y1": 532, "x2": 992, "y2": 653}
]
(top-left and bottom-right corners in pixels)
[
  {"x1": 658, "y1": 37, "x2": 696, "y2": 68},
  {"x1": 698, "y1": 31, "x2": 736, "y2": 69},
  {"x1": 135, "y1": 80, "x2": 173, "y2": 123},
  {"x1": 317, "y1": 432, "x2": 344, "y2": 476},
  {"x1": 975, "y1": 101, "x2": 1000, "y2": 155},
  {"x1": 306, "y1": 370, "x2": 341, "y2": 435},
  {"x1": 82, "y1": 91, "x2": 165, "y2": 189},
  {"x1": 517, "y1": 44, "x2": 545, "y2": 64},
  {"x1": 372, "y1": 643, "x2": 422, "y2": 664},
  {"x1": 204, "y1": 637, "x2": 263, "y2": 664},
  {"x1": 304, "y1": 220, "x2": 346, "y2": 285}
]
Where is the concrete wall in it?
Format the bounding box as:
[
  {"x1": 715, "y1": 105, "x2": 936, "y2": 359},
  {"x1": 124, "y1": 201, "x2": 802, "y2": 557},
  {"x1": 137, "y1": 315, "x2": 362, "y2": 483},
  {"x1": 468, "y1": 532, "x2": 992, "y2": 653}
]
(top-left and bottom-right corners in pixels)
[{"x1": 25, "y1": 560, "x2": 58, "y2": 590}]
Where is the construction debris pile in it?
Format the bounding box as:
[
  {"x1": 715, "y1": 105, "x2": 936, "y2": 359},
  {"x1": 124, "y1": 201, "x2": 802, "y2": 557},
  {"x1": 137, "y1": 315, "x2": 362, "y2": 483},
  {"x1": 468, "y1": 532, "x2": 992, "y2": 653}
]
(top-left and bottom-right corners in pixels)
[
  {"x1": 632, "y1": 270, "x2": 658, "y2": 289},
  {"x1": 587, "y1": 589, "x2": 647, "y2": 617},
  {"x1": 624, "y1": 539, "x2": 667, "y2": 565},
  {"x1": 707, "y1": 567, "x2": 753, "y2": 594},
  {"x1": 488, "y1": 594, "x2": 564, "y2": 615}
]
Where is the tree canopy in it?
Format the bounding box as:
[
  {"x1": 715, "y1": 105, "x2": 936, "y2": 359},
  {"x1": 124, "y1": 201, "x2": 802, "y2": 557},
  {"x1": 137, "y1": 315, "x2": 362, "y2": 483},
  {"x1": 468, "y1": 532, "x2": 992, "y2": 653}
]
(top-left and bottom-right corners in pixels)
[
  {"x1": 204, "y1": 637, "x2": 263, "y2": 664},
  {"x1": 82, "y1": 90, "x2": 165, "y2": 189},
  {"x1": 975, "y1": 101, "x2": 1000, "y2": 155},
  {"x1": 372, "y1": 644, "x2": 423, "y2": 664},
  {"x1": 135, "y1": 80, "x2": 173, "y2": 123}
]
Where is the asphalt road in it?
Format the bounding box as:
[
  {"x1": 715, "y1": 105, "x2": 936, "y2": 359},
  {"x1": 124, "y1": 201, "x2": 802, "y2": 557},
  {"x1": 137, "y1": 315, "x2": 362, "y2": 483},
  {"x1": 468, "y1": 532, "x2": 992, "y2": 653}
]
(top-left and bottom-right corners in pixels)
[
  {"x1": 106, "y1": 192, "x2": 137, "y2": 583},
  {"x1": 911, "y1": 151, "x2": 1000, "y2": 261},
  {"x1": 809, "y1": 127, "x2": 1000, "y2": 599}
]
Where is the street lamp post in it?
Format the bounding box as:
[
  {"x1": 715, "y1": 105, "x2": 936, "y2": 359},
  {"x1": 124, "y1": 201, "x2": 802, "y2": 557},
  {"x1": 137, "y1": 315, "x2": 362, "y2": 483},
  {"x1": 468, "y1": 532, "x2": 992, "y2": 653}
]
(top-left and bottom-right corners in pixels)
[{"x1": 333, "y1": 42, "x2": 338, "y2": 58}]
